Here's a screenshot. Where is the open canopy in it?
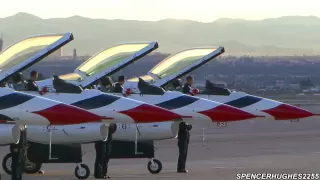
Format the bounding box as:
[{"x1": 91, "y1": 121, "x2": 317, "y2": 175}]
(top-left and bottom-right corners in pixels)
[
  {"x1": 72, "y1": 42, "x2": 158, "y2": 88},
  {"x1": 0, "y1": 33, "x2": 73, "y2": 83},
  {"x1": 127, "y1": 47, "x2": 225, "y2": 87}
]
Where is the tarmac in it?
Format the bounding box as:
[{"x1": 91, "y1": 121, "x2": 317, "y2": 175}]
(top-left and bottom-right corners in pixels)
[{"x1": 1, "y1": 101, "x2": 320, "y2": 179}]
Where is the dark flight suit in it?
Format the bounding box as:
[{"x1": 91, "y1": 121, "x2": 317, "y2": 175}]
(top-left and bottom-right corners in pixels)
[
  {"x1": 179, "y1": 84, "x2": 192, "y2": 172},
  {"x1": 177, "y1": 122, "x2": 192, "y2": 172},
  {"x1": 11, "y1": 143, "x2": 22, "y2": 180},
  {"x1": 182, "y1": 83, "x2": 192, "y2": 94},
  {"x1": 102, "y1": 124, "x2": 117, "y2": 178},
  {"x1": 94, "y1": 141, "x2": 107, "y2": 178},
  {"x1": 113, "y1": 82, "x2": 123, "y2": 93},
  {"x1": 11, "y1": 128, "x2": 28, "y2": 180},
  {"x1": 26, "y1": 79, "x2": 39, "y2": 91}
]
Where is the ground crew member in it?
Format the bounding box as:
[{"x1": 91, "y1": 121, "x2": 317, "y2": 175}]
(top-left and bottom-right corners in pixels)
[
  {"x1": 102, "y1": 124, "x2": 117, "y2": 178},
  {"x1": 11, "y1": 127, "x2": 27, "y2": 180},
  {"x1": 177, "y1": 122, "x2": 192, "y2": 173},
  {"x1": 182, "y1": 76, "x2": 199, "y2": 96},
  {"x1": 113, "y1": 76, "x2": 125, "y2": 93},
  {"x1": 94, "y1": 140, "x2": 106, "y2": 179},
  {"x1": 11, "y1": 143, "x2": 21, "y2": 180}
]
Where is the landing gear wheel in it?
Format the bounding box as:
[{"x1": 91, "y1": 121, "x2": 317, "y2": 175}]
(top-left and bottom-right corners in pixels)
[
  {"x1": 2, "y1": 153, "x2": 12, "y2": 175},
  {"x1": 147, "y1": 159, "x2": 162, "y2": 174},
  {"x1": 75, "y1": 164, "x2": 90, "y2": 179},
  {"x1": 2, "y1": 153, "x2": 42, "y2": 175},
  {"x1": 24, "y1": 159, "x2": 42, "y2": 174}
]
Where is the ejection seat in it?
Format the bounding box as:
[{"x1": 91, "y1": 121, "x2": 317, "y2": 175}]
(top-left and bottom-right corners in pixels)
[
  {"x1": 52, "y1": 75, "x2": 83, "y2": 93},
  {"x1": 138, "y1": 78, "x2": 166, "y2": 95},
  {"x1": 101, "y1": 76, "x2": 115, "y2": 92},
  {"x1": 11, "y1": 72, "x2": 28, "y2": 91},
  {"x1": 167, "y1": 78, "x2": 183, "y2": 91},
  {"x1": 202, "y1": 80, "x2": 231, "y2": 95}
]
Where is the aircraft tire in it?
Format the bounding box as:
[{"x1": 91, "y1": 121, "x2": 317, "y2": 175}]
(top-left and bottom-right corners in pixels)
[
  {"x1": 2, "y1": 153, "x2": 12, "y2": 175},
  {"x1": 2, "y1": 153, "x2": 42, "y2": 175},
  {"x1": 75, "y1": 164, "x2": 90, "y2": 179},
  {"x1": 147, "y1": 159, "x2": 162, "y2": 174},
  {"x1": 24, "y1": 159, "x2": 42, "y2": 174}
]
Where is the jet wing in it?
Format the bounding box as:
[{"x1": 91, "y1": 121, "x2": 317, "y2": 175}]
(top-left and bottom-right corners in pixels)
[
  {"x1": 75, "y1": 42, "x2": 158, "y2": 88},
  {"x1": 149, "y1": 47, "x2": 225, "y2": 87},
  {"x1": 0, "y1": 33, "x2": 73, "y2": 83}
]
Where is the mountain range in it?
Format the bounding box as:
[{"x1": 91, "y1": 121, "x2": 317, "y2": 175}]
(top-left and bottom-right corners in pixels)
[{"x1": 1, "y1": 13, "x2": 320, "y2": 56}]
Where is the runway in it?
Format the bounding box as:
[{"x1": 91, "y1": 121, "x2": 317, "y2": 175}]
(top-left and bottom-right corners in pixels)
[{"x1": 1, "y1": 103, "x2": 320, "y2": 180}]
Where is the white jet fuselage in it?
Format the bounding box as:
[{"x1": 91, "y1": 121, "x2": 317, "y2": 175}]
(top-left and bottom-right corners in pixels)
[
  {"x1": 35, "y1": 79, "x2": 260, "y2": 123},
  {"x1": 0, "y1": 87, "x2": 103, "y2": 125},
  {"x1": 21, "y1": 89, "x2": 181, "y2": 124},
  {"x1": 0, "y1": 122, "x2": 179, "y2": 145},
  {"x1": 196, "y1": 91, "x2": 315, "y2": 121},
  {"x1": 197, "y1": 92, "x2": 275, "y2": 120}
]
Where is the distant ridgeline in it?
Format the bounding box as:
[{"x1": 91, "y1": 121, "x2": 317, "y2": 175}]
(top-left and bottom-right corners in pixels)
[{"x1": 1, "y1": 13, "x2": 320, "y2": 55}]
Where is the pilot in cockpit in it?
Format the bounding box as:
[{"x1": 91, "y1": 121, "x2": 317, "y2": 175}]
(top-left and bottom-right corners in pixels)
[
  {"x1": 113, "y1": 75, "x2": 125, "y2": 93},
  {"x1": 26, "y1": 70, "x2": 39, "y2": 91},
  {"x1": 26, "y1": 70, "x2": 48, "y2": 95},
  {"x1": 182, "y1": 76, "x2": 199, "y2": 96}
]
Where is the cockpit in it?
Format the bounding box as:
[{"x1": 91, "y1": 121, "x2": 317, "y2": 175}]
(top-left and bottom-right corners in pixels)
[
  {"x1": 137, "y1": 78, "x2": 166, "y2": 95},
  {"x1": 202, "y1": 80, "x2": 231, "y2": 95},
  {"x1": 0, "y1": 33, "x2": 73, "y2": 91},
  {"x1": 165, "y1": 79, "x2": 231, "y2": 96},
  {"x1": 52, "y1": 75, "x2": 83, "y2": 93},
  {"x1": 94, "y1": 76, "x2": 166, "y2": 95}
]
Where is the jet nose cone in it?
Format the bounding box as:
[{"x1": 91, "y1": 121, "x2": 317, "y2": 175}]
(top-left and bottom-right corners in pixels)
[
  {"x1": 199, "y1": 105, "x2": 262, "y2": 122},
  {"x1": 119, "y1": 104, "x2": 183, "y2": 123},
  {"x1": 262, "y1": 104, "x2": 314, "y2": 120},
  {"x1": 32, "y1": 104, "x2": 104, "y2": 125}
]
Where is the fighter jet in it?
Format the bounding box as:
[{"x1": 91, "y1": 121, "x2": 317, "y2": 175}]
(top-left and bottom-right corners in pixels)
[
  {"x1": 35, "y1": 42, "x2": 262, "y2": 124},
  {"x1": 0, "y1": 33, "x2": 184, "y2": 125},
  {"x1": 41, "y1": 44, "x2": 316, "y2": 122},
  {"x1": 0, "y1": 35, "x2": 192, "y2": 177},
  {"x1": 124, "y1": 47, "x2": 318, "y2": 121},
  {"x1": 0, "y1": 86, "x2": 107, "y2": 144}
]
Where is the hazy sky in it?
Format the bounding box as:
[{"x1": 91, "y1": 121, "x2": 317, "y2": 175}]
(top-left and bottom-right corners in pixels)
[{"x1": 0, "y1": 0, "x2": 319, "y2": 22}]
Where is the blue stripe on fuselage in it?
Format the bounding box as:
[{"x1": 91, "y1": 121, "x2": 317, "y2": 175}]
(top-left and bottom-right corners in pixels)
[
  {"x1": 155, "y1": 95, "x2": 199, "y2": 110},
  {"x1": 225, "y1": 95, "x2": 262, "y2": 108},
  {"x1": 71, "y1": 94, "x2": 120, "y2": 110}
]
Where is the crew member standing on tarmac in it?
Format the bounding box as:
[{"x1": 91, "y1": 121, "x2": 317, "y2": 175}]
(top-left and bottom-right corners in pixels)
[
  {"x1": 94, "y1": 124, "x2": 117, "y2": 179},
  {"x1": 182, "y1": 76, "x2": 199, "y2": 96},
  {"x1": 102, "y1": 124, "x2": 117, "y2": 178},
  {"x1": 94, "y1": 140, "x2": 106, "y2": 179},
  {"x1": 11, "y1": 126, "x2": 28, "y2": 180},
  {"x1": 113, "y1": 76, "x2": 125, "y2": 93},
  {"x1": 178, "y1": 76, "x2": 195, "y2": 173},
  {"x1": 177, "y1": 122, "x2": 192, "y2": 173},
  {"x1": 11, "y1": 143, "x2": 21, "y2": 180}
]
